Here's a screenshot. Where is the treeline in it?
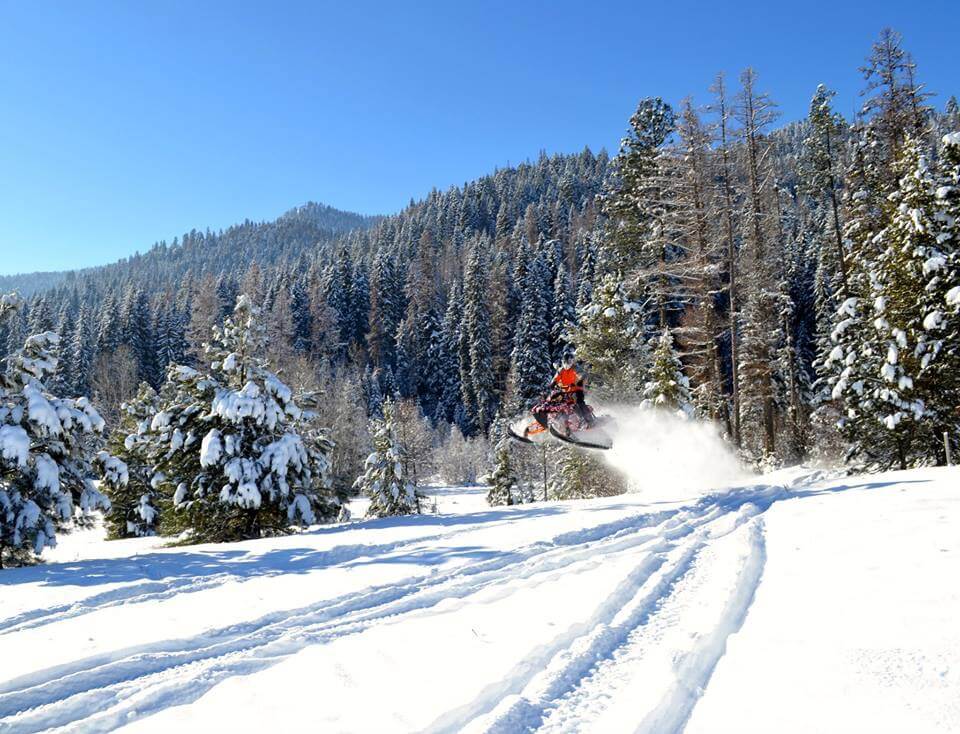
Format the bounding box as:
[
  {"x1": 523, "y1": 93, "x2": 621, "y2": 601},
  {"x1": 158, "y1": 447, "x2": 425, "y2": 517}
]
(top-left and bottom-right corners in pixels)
[
  {"x1": 2, "y1": 27, "x2": 958, "y2": 519},
  {"x1": 579, "y1": 28, "x2": 960, "y2": 471}
]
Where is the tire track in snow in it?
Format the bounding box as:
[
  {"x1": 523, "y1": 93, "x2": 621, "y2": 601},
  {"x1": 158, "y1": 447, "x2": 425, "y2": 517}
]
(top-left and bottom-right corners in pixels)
[
  {"x1": 0, "y1": 503, "x2": 725, "y2": 733},
  {"x1": 431, "y1": 503, "x2": 764, "y2": 734},
  {"x1": 634, "y1": 518, "x2": 766, "y2": 734},
  {"x1": 0, "y1": 512, "x2": 543, "y2": 636},
  {"x1": 529, "y1": 513, "x2": 765, "y2": 734}
]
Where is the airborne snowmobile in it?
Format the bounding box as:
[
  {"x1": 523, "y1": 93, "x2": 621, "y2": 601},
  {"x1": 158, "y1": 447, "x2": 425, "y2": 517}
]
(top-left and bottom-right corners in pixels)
[{"x1": 508, "y1": 351, "x2": 613, "y2": 450}]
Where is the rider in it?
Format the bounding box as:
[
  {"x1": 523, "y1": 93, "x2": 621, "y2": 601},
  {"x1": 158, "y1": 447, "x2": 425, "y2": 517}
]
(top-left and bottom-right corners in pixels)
[{"x1": 533, "y1": 348, "x2": 591, "y2": 428}]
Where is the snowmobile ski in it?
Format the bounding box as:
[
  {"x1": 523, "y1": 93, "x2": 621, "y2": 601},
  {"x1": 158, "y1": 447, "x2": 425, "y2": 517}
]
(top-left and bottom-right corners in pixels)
[
  {"x1": 548, "y1": 425, "x2": 611, "y2": 451},
  {"x1": 507, "y1": 426, "x2": 536, "y2": 444}
]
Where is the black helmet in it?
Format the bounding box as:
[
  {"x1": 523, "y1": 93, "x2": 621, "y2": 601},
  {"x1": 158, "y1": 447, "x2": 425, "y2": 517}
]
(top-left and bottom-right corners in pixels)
[{"x1": 561, "y1": 348, "x2": 575, "y2": 370}]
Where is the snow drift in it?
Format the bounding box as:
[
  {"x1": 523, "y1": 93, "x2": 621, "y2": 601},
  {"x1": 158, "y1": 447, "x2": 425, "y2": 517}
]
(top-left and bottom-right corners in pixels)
[{"x1": 600, "y1": 406, "x2": 748, "y2": 502}]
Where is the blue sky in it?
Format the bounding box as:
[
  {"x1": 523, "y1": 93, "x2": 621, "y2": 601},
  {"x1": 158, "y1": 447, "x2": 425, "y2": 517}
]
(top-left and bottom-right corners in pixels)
[{"x1": 1, "y1": 0, "x2": 957, "y2": 275}]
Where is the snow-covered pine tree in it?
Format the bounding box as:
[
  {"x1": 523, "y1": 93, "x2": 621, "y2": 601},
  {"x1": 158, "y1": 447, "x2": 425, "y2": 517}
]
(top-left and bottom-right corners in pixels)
[
  {"x1": 120, "y1": 286, "x2": 158, "y2": 388},
  {"x1": 828, "y1": 136, "x2": 945, "y2": 469},
  {"x1": 574, "y1": 235, "x2": 596, "y2": 310},
  {"x1": 601, "y1": 97, "x2": 675, "y2": 275},
  {"x1": 325, "y1": 253, "x2": 355, "y2": 355},
  {"x1": 26, "y1": 297, "x2": 54, "y2": 336},
  {"x1": 418, "y1": 299, "x2": 446, "y2": 419},
  {"x1": 922, "y1": 133, "x2": 960, "y2": 455},
  {"x1": 67, "y1": 305, "x2": 93, "y2": 397},
  {"x1": 96, "y1": 294, "x2": 122, "y2": 355},
  {"x1": 0, "y1": 294, "x2": 119, "y2": 567},
  {"x1": 486, "y1": 435, "x2": 517, "y2": 507},
  {"x1": 436, "y1": 283, "x2": 465, "y2": 426},
  {"x1": 571, "y1": 273, "x2": 647, "y2": 400},
  {"x1": 462, "y1": 236, "x2": 497, "y2": 434},
  {"x1": 363, "y1": 364, "x2": 385, "y2": 417},
  {"x1": 356, "y1": 398, "x2": 421, "y2": 518},
  {"x1": 350, "y1": 262, "x2": 371, "y2": 349},
  {"x1": 52, "y1": 304, "x2": 75, "y2": 395},
  {"x1": 641, "y1": 327, "x2": 693, "y2": 416},
  {"x1": 101, "y1": 383, "x2": 161, "y2": 539},
  {"x1": 863, "y1": 137, "x2": 943, "y2": 467},
  {"x1": 821, "y1": 131, "x2": 884, "y2": 416},
  {"x1": 489, "y1": 250, "x2": 514, "y2": 398},
  {"x1": 291, "y1": 277, "x2": 313, "y2": 355},
  {"x1": 510, "y1": 255, "x2": 553, "y2": 410},
  {"x1": 368, "y1": 250, "x2": 405, "y2": 370},
  {"x1": 149, "y1": 295, "x2": 340, "y2": 542},
  {"x1": 803, "y1": 84, "x2": 849, "y2": 296},
  {"x1": 550, "y1": 263, "x2": 577, "y2": 365}
]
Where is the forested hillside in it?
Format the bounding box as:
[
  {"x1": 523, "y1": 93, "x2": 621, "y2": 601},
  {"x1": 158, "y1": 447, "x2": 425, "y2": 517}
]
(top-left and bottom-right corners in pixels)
[{"x1": 1, "y1": 28, "x2": 959, "y2": 555}]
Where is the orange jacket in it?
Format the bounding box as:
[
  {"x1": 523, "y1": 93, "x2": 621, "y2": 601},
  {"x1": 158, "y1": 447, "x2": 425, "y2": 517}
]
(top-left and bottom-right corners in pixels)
[{"x1": 552, "y1": 367, "x2": 583, "y2": 392}]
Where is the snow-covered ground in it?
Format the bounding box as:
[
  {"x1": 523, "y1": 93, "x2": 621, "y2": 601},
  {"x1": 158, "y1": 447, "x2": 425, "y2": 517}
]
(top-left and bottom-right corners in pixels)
[{"x1": 1, "y1": 468, "x2": 958, "y2": 733}]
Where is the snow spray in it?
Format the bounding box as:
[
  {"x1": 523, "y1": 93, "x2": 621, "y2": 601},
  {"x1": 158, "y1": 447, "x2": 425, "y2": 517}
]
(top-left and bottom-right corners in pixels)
[{"x1": 598, "y1": 406, "x2": 749, "y2": 502}]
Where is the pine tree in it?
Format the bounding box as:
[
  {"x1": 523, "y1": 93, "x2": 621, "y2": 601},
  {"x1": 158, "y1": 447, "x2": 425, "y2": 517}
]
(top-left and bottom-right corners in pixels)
[
  {"x1": 120, "y1": 287, "x2": 157, "y2": 387},
  {"x1": 147, "y1": 296, "x2": 341, "y2": 542},
  {"x1": 101, "y1": 383, "x2": 162, "y2": 538},
  {"x1": 462, "y1": 237, "x2": 497, "y2": 433},
  {"x1": 436, "y1": 284, "x2": 465, "y2": 426},
  {"x1": 418, "y1": 299, "x2": 446, "y2": 419},
  {"x1": 96, "y1": 294, "x2": 122, "y2": 354},
  {"x1": 26, "y1": 297, "x2": 53, "y2": 335},
  {"x1": 642, "y1": 328, "x2": 693, "y2": 415},
  {"x1": 350, "y1": 262, "x2": 371, "y2": 351},
  {"x1": 0, "y1": 294, "x2": 118, "y2": 567},
  {"x1": 325, "y1": 252, "x2": 355, "y2": 355},
  {"x1": 486, "y1": 432, "x2": 517, "y2": 507},
  {"x1": 356, "y1": 398, "x2": 421, "y2": 517},
  {"x1": 601, "y1": 97, "x2": 675, "y2": 275},
  {"x1": 924, "y1": 133, "x2": 960, "y2": 448},
  {"x1": 945, "y1": 97, "x2": 960, "y2": 133},
  {"x1": 550, "y1": 263, "x2": 576, "y2": 364},
  {"x1": 68, "y1": 305, "x2": 93, "y2": 397},
  {"x1": 827, "y1": 137, "x2": 943, "y2": 469},
  {"x1": 864, "y1": 137, "x2": 947, "y2": 466},
  {"x1": 291, "y1": 278, "x2": 313, "y2": 354},
  {"x1": 363, "y1": 364, "x2": 385, "y2": 417},
  {"x1": 572, "y1": 273, "x2": 646, "y2": 400},
  {"x1": 510, "y1": 256, "x2": 553, "y2": 410},
  {"x1": 368, "y1": 251, "x2": 404, "y2": 369},
  {"x1": 860, "y1": 28, "x2": 931, "y2": 176},
  {"x1": 803, "y1": 84, "x2": 849, "y2": 295}
]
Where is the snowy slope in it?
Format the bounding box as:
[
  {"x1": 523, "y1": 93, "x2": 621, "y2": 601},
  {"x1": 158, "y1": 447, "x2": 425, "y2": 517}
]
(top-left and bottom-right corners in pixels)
[{"x1": 0, "y1": 469, "x2": 958, "y2": 733}]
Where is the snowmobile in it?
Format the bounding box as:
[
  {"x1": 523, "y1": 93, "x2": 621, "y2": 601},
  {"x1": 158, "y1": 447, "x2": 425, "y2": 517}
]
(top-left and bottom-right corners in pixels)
[{"x1": 508, "y1": 390, "x2": 613, "y2": 450}]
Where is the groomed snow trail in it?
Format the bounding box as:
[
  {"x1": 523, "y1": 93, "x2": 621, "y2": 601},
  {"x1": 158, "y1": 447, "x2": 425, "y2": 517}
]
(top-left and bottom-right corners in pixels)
[
  {"x1": 442, "y1": 505, "x2": 766, "y2": 734},
  {"x1": 1, "y1": 469, "x2": 957, "y2": 733}
]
